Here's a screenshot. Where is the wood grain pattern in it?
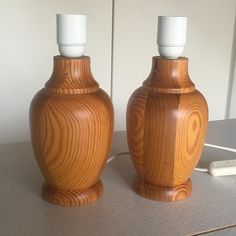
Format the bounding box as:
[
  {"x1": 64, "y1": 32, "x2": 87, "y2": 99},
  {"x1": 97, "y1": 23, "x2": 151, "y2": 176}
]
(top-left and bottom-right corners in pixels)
[
  {"x1": 30, "y1": 56, "x2": 114, "y2": 206},
  {"x1": 127, "y1": 57, "x2": 208, "y2": 202},
  {"x1": 42, "y1": 180, "x2": 103, "y2": 206},
  {"x1": 134, "y1": 178, "x2": 192, "y2": 202}
]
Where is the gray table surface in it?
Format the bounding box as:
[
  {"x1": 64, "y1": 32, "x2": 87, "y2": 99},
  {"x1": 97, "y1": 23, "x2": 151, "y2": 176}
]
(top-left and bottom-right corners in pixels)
[{"x1": 1, "y1": 119, "x2": 236, "y2": 236}]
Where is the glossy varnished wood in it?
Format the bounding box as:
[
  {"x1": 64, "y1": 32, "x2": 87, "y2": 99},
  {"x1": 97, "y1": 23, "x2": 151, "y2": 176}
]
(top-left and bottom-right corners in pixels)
[
  {"x1": 134, "y1": 178, "x2": 192, "y2": 202},
  {"x1": 30, "y1": 56, "x2": 114, "y2": 206},
  {"x1": 42, "y1": 181, "x2": 103, "y2": 206},
  {"x1": 127, "y1": 57, "x2": 208, "y2": 201}
]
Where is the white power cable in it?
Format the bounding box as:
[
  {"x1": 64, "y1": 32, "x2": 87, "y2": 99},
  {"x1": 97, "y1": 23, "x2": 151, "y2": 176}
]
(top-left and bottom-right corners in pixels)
[
  {"x1": 194, "y1": 167, "x2": 208, "y2": 172},
  {"x1": 204, "y1": 143, "x2": 236, "y2": 153},
  {"x1": 195, "y1": 143, "x2": 236, "y2": 175},
  {"x1": 107, "y1": 143, "x2": 236, "y2": 176},
  {"x1": 106, "y1": 152, "x2": 130, "y2": 164}
]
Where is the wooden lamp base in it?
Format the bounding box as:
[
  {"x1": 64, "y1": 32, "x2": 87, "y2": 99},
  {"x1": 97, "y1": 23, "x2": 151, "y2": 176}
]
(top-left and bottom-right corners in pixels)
[
  {"x1": 134, "y1": 178, "x2": 192, "y2": 202},
  {"x1": 42, "y1": 180, "x2": 103, "y2": 206},
  {"x1": 127, "y1": 57, "x2": 208, "y2": 202},
  {"x1": 30, "y1": 56, "x2": 114, "y2": 207}
]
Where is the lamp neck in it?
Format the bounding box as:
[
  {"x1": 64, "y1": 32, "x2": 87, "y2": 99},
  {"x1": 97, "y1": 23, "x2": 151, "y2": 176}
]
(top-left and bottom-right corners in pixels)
[
  {"x1": 45, "y1": 56, "x2": 99, "y2": 94},
  {"x1": 143, "y1": 56, "x2": 195, "y2": 94}
]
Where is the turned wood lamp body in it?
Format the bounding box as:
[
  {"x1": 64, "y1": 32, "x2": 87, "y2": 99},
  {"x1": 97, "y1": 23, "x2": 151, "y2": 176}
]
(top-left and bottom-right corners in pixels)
[
  {"x1": 30, "y1": 56, "x2": 114, "y2": 206},
  {"x1": 126, "y1": 56, "x2": 208, "y2": 201},
  {"x1": 30, "y1": 14, "x2": 113, "y2": 206}
]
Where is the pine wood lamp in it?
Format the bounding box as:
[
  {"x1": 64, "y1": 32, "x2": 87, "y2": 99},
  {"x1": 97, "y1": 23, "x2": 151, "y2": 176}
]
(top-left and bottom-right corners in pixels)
[
  {"x1": 29, "y1": 14, "x2": 114, "y2": 206},
  {"x1": 126, "y1": 16, "x2": 208, "y2": 202}
]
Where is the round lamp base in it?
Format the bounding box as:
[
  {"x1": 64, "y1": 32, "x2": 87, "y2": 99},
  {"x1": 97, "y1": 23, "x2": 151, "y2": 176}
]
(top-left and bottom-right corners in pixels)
[
  {"x1": 134, "y1": 178, "x2": 192, "y2": 202},
  {"x1": 42, "y1": 180, "x2": 103, "y2": 206}
]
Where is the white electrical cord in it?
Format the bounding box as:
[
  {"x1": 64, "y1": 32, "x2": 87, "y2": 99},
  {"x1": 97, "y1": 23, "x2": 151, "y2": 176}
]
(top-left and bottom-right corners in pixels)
[
  {"x1": 106, "y1": 152, "x2": 130, "y2": 164},
  {"x1": 196, "y1": 143, "x2": 236, "y2": 176},
  {"x1": 204, "y1": 143, "x2": 236, "y2": 153},
  {"x1": 194, "y1": 143, "x2": 236, "y2": 173},
  {"x1": 107, "y1": 143, "x2": 236, "y2": 177},
  {"x1": 194, "y1": 167, "x2": 209, "y2": 172}
]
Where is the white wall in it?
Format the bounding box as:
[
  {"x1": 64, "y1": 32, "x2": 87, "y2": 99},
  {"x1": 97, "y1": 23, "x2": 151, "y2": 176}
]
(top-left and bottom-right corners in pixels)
[
  {"x1": 228, "y1": 11, "x2": 236, "y2": 119},
  {"x1": 0, "y1": 1, "x2": 236, "y2": 143},
  {"x1": 229, "y1": 71, "x2": 236, "y2": 117},
  {"x1": 0, "y1": 0, "x2": 112, "y2": 144},
  {"x1": 112, "y1": 0, "x2": 236, "y2": 130}
]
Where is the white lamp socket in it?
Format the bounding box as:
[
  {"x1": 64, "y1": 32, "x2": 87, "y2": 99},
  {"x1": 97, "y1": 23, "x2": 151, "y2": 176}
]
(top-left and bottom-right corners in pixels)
[
  {"x1": 56, "y1": 14, "x2": 87, "y2": 57},
  {"x1": 157, "y1": 16, "x2": 187, "y2": 59}
]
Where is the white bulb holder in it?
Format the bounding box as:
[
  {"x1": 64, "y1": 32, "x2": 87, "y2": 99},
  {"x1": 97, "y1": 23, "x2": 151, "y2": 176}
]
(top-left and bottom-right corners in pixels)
[
  {"x1": 157, "y1": 16, "x2": 187, "y2": 59},
  {"x1": 56, "y1": 14, "x2": 87, "y2": 57}
]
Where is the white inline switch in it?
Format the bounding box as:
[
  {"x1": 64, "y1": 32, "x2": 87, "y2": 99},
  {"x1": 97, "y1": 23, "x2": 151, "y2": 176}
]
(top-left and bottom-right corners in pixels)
[{"x1": 209, "y1": 160, "x2": 236, "y2": 177}]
